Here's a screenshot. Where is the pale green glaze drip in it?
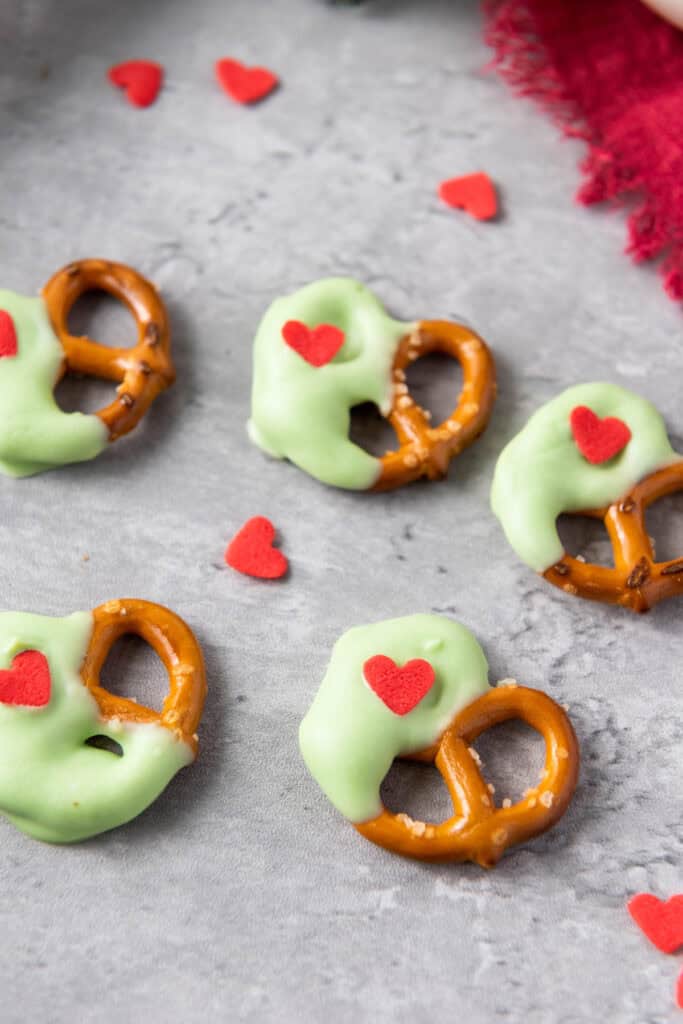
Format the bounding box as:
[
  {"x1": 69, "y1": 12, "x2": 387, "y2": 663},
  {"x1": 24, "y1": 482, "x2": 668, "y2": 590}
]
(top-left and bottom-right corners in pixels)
[
  {"x1": 0, "y1": 611, "x2": 192, "y2": 843},
  {"x1": 248, "y1": 278, "x2": 414, "y2": 490},
  {"x1": 0, "y1": 292, "x2": 107, "y2": 476},
  {"x1": 491, "y1": 383, "x2": 682, "y2": 572},
  {"x1": 299, "y1": 615, "x2": 490, "y2": 823}
]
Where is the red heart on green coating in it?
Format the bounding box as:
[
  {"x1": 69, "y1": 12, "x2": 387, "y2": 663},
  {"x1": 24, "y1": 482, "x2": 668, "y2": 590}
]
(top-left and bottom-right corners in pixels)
[
  {"x1": 363, "y1": 655, "x2": 435, "y2": 716},
  {"x1": 570, "y1": 406, "x2": 631, "y2": 464},
  {"x1": 0, "y1": 311, "x2": 18, "y2": 358},
  {"x1": 281, "y1": 320, "x2": 345, "y2": 367},
  {"x1": 0, "y1": 651, "x2": 51, "y2": 707}
]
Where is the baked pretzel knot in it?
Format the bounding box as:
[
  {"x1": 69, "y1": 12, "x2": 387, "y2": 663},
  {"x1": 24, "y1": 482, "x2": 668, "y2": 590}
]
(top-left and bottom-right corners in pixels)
[
  {"x1": 374, "y1": 320, "x2": 496, "y2": 491},
  {"x1": 543, "y1": 462, "x2": 683, "y2": 612},
  {"x1": 42, "y1": 259, "x2": 174, "y2": 442},
  {"x1": 81, "y1": 599, "x2": 206, "y2": 756},
  {"x1": 356, "y1": 686, "x2": 578, "y2": 866}
]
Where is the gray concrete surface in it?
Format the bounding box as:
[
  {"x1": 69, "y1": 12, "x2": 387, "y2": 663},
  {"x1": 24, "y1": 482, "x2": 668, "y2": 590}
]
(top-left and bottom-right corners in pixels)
[{"x1": 1, "y1": 1, "x2": 682, "y2": 1021}]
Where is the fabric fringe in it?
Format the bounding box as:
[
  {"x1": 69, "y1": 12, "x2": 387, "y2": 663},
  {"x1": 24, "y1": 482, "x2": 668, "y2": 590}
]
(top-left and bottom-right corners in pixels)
[{"x1": 483, "y1": 0, "x2": 683, "y2": 305}]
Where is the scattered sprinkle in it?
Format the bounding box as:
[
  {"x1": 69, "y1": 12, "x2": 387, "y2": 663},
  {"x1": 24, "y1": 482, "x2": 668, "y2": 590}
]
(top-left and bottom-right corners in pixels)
[
  {"x1": 627, "y1": 893, "x2": 683, "y2": 954},
  {"x1": 215, "y1": 58, "x2": 279, "y2": 105},
  {"x1": 108, "y1": 61, "x2": 163, "y2": 108},
  {"x1": 438, "y1": 171, "x2": 498, "y2": 221},
  {"x1": 225, "y1": 516, "x2": 288, "y2": 580}
]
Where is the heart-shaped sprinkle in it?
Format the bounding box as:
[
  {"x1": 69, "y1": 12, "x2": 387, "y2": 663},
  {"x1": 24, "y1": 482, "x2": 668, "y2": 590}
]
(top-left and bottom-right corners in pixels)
[
  {"x1": 677, "y1": 965, "x2": 683, "y2": 1010},
  {"x1": 628, "y1": 893, "x2": 683, "y2": 954},
  {"x1": 225, "y1": 516, "x2": 288, "y2": 579},
  {"x1": 215, "y1": 58, "x2": 279, "y2": 105},
  {"x1": 281, "y1": 320, "x2": 345, "y2": 368},
  {"x1": 570, "y1": 406, "x2": 632, "y2": 464},
  {"x1": 0, "y1": 650, "x2": 51, "y2": 707},
  {"x1": 363, "y1": 655, "x2": 435, "y2": 716},
  {"x1": 108, "y1": 61, "x2": 164, "y2": 108},
  {"x1": 0, "y1": 310, "x2": 18, "y2": 358},
  {"x1": 438, "y1": 172, "x2": 498, "y2": 221}
]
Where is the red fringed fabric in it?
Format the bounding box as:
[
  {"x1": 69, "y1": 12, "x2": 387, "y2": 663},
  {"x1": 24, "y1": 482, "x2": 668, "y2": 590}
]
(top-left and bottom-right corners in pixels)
[{"x1": 484, "y1": 0, "x2": 683, "y2": 301}]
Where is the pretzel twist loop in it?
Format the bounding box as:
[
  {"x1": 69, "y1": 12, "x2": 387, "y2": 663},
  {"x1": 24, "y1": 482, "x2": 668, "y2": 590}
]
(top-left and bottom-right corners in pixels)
[
  {"x1": 543, "y1": 462, "x2": 683, "y2": 612},
  {"x1": 373, "y1": 320, "x2": 496, "y2": 491},
  {"x1": 356, "y1": 686, "x2": 579, "y2": 866},
  {"x1": 42, "y1": 259, "x2": 175, "y2": 442},
  {"x1": 81, "y1": 599, "x2": 206, "y2": 756}
]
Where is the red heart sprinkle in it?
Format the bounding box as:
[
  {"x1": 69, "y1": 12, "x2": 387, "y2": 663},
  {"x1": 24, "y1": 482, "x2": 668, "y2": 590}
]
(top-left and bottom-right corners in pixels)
[
  {"x1": 0, "y1": 650, "x2": 51, "y2": 707},
  {"x1": 570, "y1": 406, "x2": 632, "y2": 465},
  {"x1": 108, "y1": 61, "x2": 164, "y2": 108},
  {"x1": 363, "y1": 655, "x2": 435, "y2": 716},
  {"x1": 225, "y1": 516, "x2": 288, "y2": 579},
  {"x1": 0, "y1": 310, "x2": 18, "y2": 358},
  {"x1": 438, "y1": 172, "x2": 498, "y2": 221},
  {"x1": 215, "y1": 59, "x2": 279, "y2": 105},
  {"x1": 676, "y1": 965, "x2": 683, "y2": 1010},
  {"x1": 628, "y1": 893, "x2": 683, "y2": 954},
  {"x1": 281, "y1": 320, "x2": 345, "y2": 368}
]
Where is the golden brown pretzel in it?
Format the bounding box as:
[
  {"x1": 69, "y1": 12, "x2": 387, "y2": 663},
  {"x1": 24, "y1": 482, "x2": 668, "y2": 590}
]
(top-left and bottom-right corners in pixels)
[
  {"x1": 543, "y1": 462, "x2": 683, "y2": 612},
  {"x1": 42, "y1": 259, "x2": 175, "y2": 442},
  {"x1": 356, "y1": 685, "x2": 579, "y2": 866},
  {"x1": 373, "y1": 320, "x2": 496, "y2": 491},
  {"x1": 80, "y1": 599, "x2": 206, "y2": 757}
]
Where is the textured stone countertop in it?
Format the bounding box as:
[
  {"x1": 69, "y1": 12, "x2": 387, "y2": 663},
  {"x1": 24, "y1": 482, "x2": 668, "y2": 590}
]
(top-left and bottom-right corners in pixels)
[{"x1": 0, "y1": 1, "x2": 681, "y2": 1021}]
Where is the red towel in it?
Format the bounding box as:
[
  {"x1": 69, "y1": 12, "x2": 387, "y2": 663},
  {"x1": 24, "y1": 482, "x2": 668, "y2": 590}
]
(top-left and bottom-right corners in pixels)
[{"x1": 484, "y1": 0, "x2": 683, "y2": 302}]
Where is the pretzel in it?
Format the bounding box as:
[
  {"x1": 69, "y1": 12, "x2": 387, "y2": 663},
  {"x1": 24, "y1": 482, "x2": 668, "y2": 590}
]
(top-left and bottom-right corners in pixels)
[
  {"x1": 42, "y1": 259, "x2": 174, "y2": 442},
  {"x1": 249, "y1": 279, "x2": 497, "y2": 491},
  {"x1": 81, "y1": 599, "x2": 206, "y2": 756},
  {"x1": 356, "y1": 686, "x2": 579, "y2": 867},
  {"x1": 543, "y1": 462, "x2": 683, "y2": 612},
  {"x1": 373, "y1": 321, "x2": 496, "y2": 491}
]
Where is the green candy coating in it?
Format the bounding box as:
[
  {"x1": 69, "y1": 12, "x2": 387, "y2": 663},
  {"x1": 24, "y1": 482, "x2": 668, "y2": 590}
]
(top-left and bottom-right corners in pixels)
[
  {"x1": 248, "y1": 277, "x2": 413, "y2": 490},
  {"x1": 0, "y1": 610, "x2": 192, "y2": 843},
  {"x1": 299, "y1": 614, "x2": 490, "y2": 823},
  {"x1": 0, "y1": 291, "x2": 107, "y2": 477},
  {"x1": 491, "y1": 383, "x2": 682, "y2": 572}
]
